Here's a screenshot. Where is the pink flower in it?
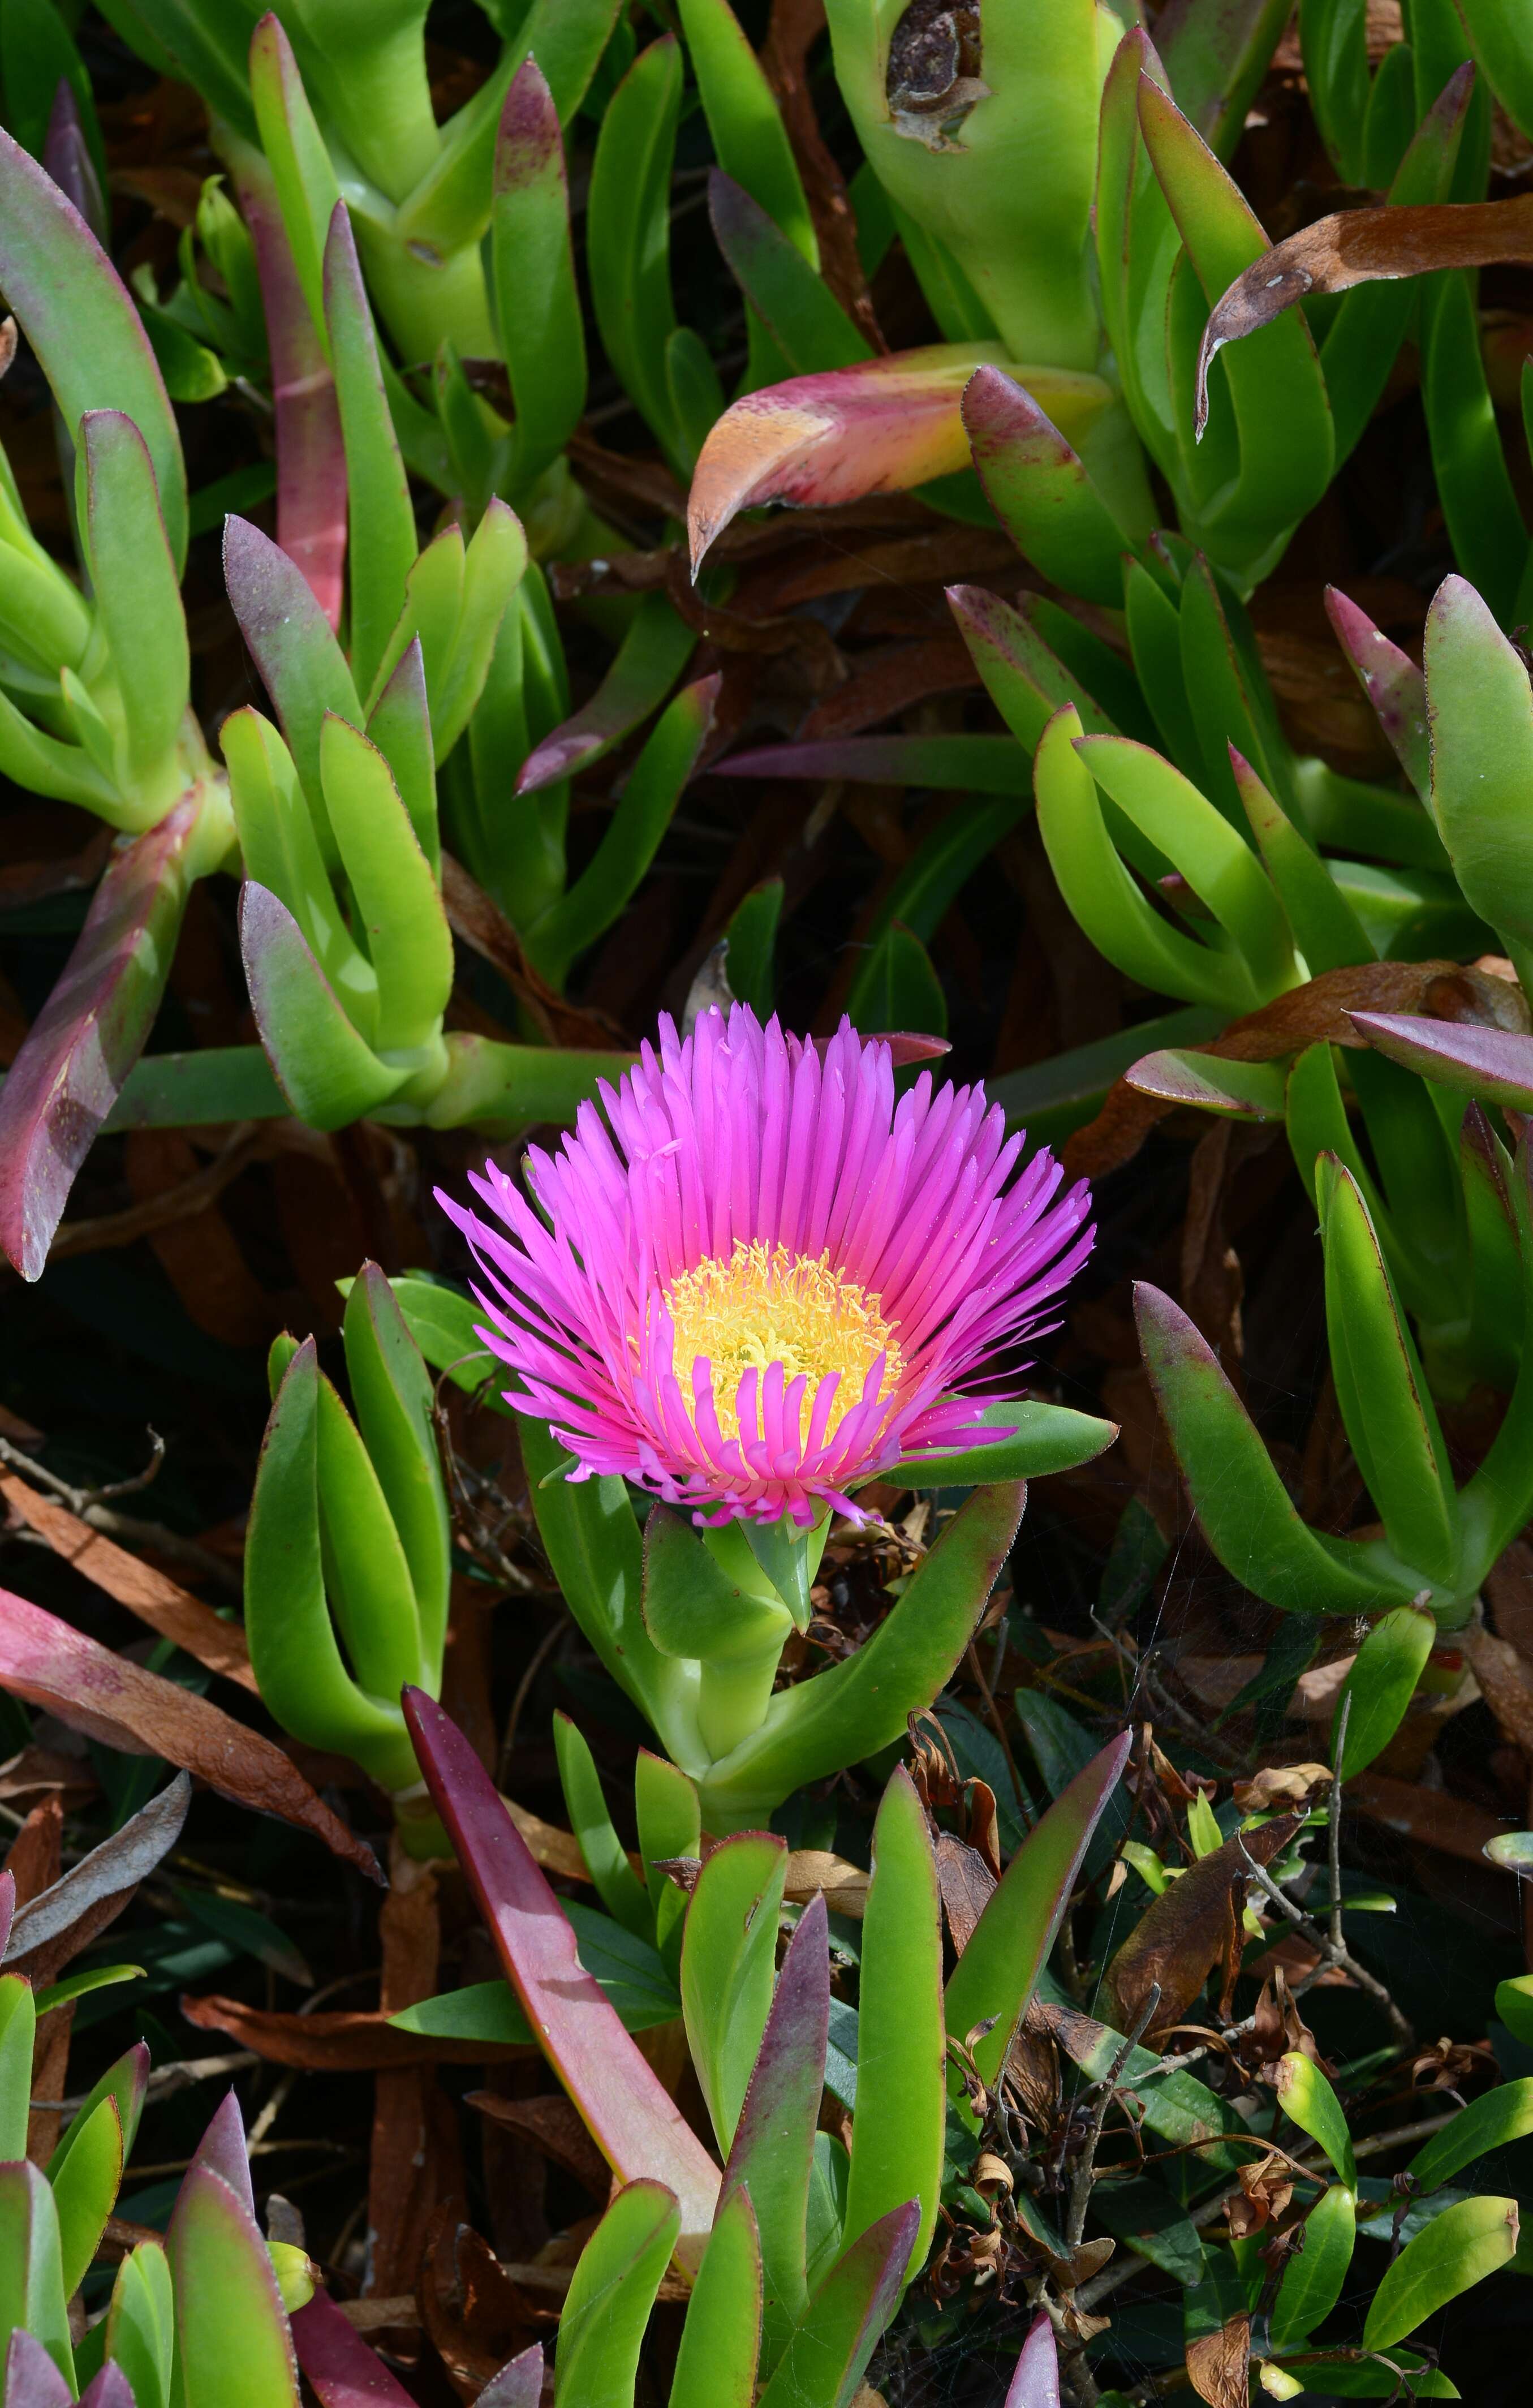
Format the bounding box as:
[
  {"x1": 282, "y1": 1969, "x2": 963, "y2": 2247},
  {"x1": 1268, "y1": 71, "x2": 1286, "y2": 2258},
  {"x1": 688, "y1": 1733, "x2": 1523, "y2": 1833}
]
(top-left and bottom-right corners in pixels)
[{"x1": 438, "y1": 1007, "x2": 1093, "y2": 1526}]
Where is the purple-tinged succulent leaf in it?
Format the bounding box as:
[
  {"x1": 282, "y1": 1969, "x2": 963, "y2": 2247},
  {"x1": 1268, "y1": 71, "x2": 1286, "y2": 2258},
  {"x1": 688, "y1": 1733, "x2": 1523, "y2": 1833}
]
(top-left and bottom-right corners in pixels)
[
  {"x1": 1125, "y1": 1048, "x2": 1289, "y2": 1119},
  {"x1": 2, "y1": 2332, "x2": 71, "y2": 2408},
  {"x1": 290, "y1": 2290, "x2": 420, "y2": 2404},
  {"x1": 707, "y1": 167, "x2": 868, "y2": 375},
  {"x1": 322, "y1": 201, "x2": 415, "y2": 695},
  {"x1": 962, "y1": 363, "x2": 1143, "y2": 606},
  {"x1": 0, "y1": 797, "x2": 199, "y2": 1282},
  {"x1": 222, "y1": 515, "x2": 361, "y2": 832},
  {"x1": 0, "y1": 1870, "x2": 14, "y2": 1961},
  {"x1": 238, "y1": 881, "x2": 408, "y2": 1130},
  {"x1": 756, "y1": 2199, "x2": 919, "y2": 2408},
  {"x1": 1348, "y1": 1011, "x2": 1533, "y2": 1108},
  {"x1": 493, "y1": 59, "x2": 588, "y2": 491},
  {"x1": 167, "y1": 2164, "x2": 300, "y2": 2407},
  {"x1": 517, "y1": 592, "x2": 695, "y2": 794},
  {"x1": 41, "y1": 81, "x2": 105, "y2": 243},
  {"x1": 945, "y1": 1734, "x2": 1131, "y2": 2093},
  {"x1": 1324, "y1": 588, "x2": 1429, "y2": 799},
  {"x1": 720, "y1": 734, "x2": 1028, "y2": 793},
  {"x1": 1004, "y1": 2310, "x2": 1062, "y2": 2407},
  {"x1": 0, "y1": 125, "x2": 184, "y2": 564},
  {"x1": 188, "y1": 2090, "x2": 256, "y2": 2218},
  {"x1": 477, "y1": 2344, "x2": 546, "y2": 2408},
  {"x1": 402, "y1": 1688, "x2": 721, "y2": 2270},
  {"x1": 230, "y1": 147, "x2": 345, "y2": 630},
  {"x1": 720, "y1": 1890, "x2": 829, "y2": 2345},
  {"x1": 77, "y1": 2369, "x2": 136, "y2": 2408},
  {"x1": 0, "y1": 2166, "x2": 71, "y2": 2385},
  {"x1": 946, "y1": 583, "x2": 1118, "y2": 753}
]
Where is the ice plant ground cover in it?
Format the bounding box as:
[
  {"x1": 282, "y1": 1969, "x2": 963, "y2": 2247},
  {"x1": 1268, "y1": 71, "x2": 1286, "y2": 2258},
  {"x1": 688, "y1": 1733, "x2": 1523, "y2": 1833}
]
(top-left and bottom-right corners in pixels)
[
  {"x1": 442, "y1": 1005, "x2": 1093, "y2": 1524},
  {"x1": 11, "y1": 1, "x2": 1533, "y2": 2403}
]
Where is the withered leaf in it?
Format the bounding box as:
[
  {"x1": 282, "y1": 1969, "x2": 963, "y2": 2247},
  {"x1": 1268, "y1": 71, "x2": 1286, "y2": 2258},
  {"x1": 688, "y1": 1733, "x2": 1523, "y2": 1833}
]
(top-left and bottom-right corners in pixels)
[
  {"x1": 467, "y1": 2092, "x2": 612, "y2": 2200},
  {"x1": 1350, "y1": 1768, "x2": 1508, "y2": 1866},
  {"x1": 1186, "y1": 2310, "x2": 1251, "y2": 2408},
  {"x1": 440, "y1": 853, "x2": 628, "y2": 1054},
  {"x1": 783, "y1": 1849, "x2": 872, "y2": 1918},
  {"x1": 1463, "y1": 1625, "x2": 1533, "y2": 1758},
  {"x1": 1101, "y1": 1816, "x2": 1302, "y2": 2042},
  {"x1": 934, "y1": 1829, "x2": 997, "y2": 1954},
  {"x1": 5, "y1": 1773, "x2": 187, "y2": 1970},
  {"x1": 1, "y1": 1474, "x2": 255, "y2": 1691},
  {"x1": 181, "y1": 1993, "x2": 537, "y2": 2070},
  {"x1": 1231, "y1": 1764, "x2": 1333, "y2": 1814},
  {"x1": 1198, "y1": 177, "x2": 1533, "y2": 435},
  {"x1": 0, "y1": 1584, "x2": 380, "y2": 1882},
  {"x1": 1066, "y1": 960, "x2": 1528, "y2": 1181}
]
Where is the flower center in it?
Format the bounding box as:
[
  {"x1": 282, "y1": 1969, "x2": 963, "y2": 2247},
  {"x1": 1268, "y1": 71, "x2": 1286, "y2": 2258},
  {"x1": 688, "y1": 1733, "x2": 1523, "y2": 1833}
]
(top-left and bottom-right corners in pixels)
[{"x1": 664, "y1": 1240, "x2": 905, "y2": 1443}]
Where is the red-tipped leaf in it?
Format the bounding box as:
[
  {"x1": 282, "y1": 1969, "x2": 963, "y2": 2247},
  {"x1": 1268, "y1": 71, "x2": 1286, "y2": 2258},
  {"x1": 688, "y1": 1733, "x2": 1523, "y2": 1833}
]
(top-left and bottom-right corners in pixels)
[
  {"x1": 478, "y1": 2345, "x2": 546, "y2": 2408},
  {"x1": 77, "y1": 2371, "x2": 136, "y2": 2408},
  {"x1": 1005, "y1": 2311, "x2": 1062, "y2": 2407},
  {"x1": 1348, "y1": 1010, "x2": 1533, "y2": 1107},
  {"x1": 291, "y1": 2291, "x2": 420, "y2": 2404},
  {"x1": 402, "y1": 1688, "x2": 721, "y2": 2269},
  {"x1": 756, "y1": 2200, "x2": 920, "y2": 2408},
  {"x1": 720, "y1": 1891, "x2": 828, "y2": 2341},
  {"x1": 229, "y1": 142, "x2": 345, "y2": 626},
  {"x1": 2, "y1": 2333, "x2": 71, "y2": 2408},
  {"x1": 0, "y1": 798, "x2": 200, "y2": 1280},
  {"x1": 1324, "y1": 587, "x2": 1430, "y2": 798}
]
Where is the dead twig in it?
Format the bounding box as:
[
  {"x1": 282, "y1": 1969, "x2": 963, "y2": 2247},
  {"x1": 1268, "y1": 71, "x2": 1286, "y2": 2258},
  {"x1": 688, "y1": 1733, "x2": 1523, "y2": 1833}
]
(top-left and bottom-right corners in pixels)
[
  {"x1": 1065, "y1": 1983, "x2": 1162, "y2": 2250},
  {"x1": 0, "y1": 1433, "x2": 242, "y2": 1596},
  {"x1": 49, "y1": 1123, "x2": 263, "y2": 1258},
  {"x1": 1237, "y1": 1834, "x2": 1414, "y2": 2048}
]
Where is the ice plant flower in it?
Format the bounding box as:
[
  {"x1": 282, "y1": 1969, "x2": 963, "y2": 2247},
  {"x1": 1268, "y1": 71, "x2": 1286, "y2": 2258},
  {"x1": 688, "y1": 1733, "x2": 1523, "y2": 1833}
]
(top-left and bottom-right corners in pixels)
[{"x1": 440, "y1": 1006, "x2": 1093, "y2": 1525}]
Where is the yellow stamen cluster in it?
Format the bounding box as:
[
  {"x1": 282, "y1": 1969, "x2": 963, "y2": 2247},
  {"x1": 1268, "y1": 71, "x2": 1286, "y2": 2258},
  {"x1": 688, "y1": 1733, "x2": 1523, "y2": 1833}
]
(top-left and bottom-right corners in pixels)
[{"x1": 664, "y1": 1240, "x2": 904, "y2": 1443}]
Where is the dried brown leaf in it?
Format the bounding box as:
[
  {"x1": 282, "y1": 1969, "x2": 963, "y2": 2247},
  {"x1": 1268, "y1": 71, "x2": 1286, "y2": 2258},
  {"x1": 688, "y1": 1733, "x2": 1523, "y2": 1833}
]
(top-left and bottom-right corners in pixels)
[
  {"x1": 1101, "y1": 1816, "x2": 1302, "y2": 2041},
  {"x1": 1198, "y1": 186, "x2": 1533, "y2": 434},
  {"x1": 934, "y1": 1829, "x2": 997, "y2": 1954},
  {"x1": 760, "y1": 0, "x2": 884, "y2": 347},
  {"x1": 1066, "y1": 960, "x2": 1529, "y2": 1181},
  {"x1": 782, "y1": 1848, "x2": 872, "y2": 1918},
  {"x1": 1487, "y1": 1538, "x2": 1533, "y2": 1665},
  {"x1": 440, "y1": 854, "x2": 630, "y2": 1054},
  {"x1": 180, "y1": 1993, "x2": 536, "y2": 2070},
  {"x1": 1349, "y1": 1769, "x2": 1508, "y2": 1865},
  {"x1": 1187, "y1": 2308, "x2": 1250, "y2": 2407},
  {"x1": 1, "y1": 1473, "x2": 256, "y2": 1690},
  {"x1": 5, "y1": 1774, "x2": 188, "y2": 1971},
  {"x1": 123, "y1": 1129, "x2": 274, "y2": 1349},
  {"x1": 467, "y1": 2092, "x2": 611, "y2": 2199},
  {"x1": 369, "y1": 1842, "x2": 455, "y2": 2316},
  {"x1": 1463, "y1": 1624, "x2": 1533, "y2": 1757},
  {"x1": 0, "y1": 1583, "x2": 379, "y2": 1880},
  {"x1": 1233, "y1": 1765, "x2": 1333, "y2": 1814}
]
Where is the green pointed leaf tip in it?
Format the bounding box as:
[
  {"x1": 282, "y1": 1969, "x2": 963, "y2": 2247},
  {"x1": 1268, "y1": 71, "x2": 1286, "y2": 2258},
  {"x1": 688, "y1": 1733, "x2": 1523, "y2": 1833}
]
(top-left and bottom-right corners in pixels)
[
  {"x1": 1134, "y1": 1280, "x2": 1415, "y2": 1615},
  {"x1": 1424, "y1": 571, "x2": 1533, "y2": 955},
  {"x1": 945, "y1": 1730, "x2": 1131, "y2": 2090}
]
